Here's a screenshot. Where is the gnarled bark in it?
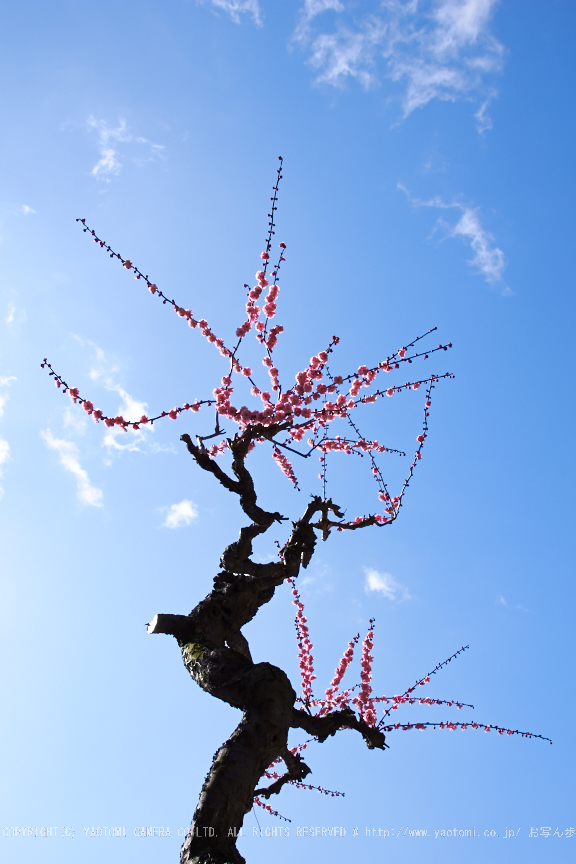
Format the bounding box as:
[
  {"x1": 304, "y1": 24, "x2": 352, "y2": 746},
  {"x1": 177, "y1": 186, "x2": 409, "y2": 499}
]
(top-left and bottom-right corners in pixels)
[
  {"x1": 180, "y1": 662, "x2": 295, "y2": 864},
  {"x1": 148, "y1": 430, "x2": 386, "y2": 863}
]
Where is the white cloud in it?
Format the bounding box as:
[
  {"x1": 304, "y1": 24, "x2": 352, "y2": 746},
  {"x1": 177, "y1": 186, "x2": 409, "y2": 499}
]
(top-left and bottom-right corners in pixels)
[
  {"x1": 101, "y1": 382, "x2": 150, "y2": 453},
  {"x1": 295, "y1": 0, "x2": 503, "y2": 127},
  {"x1": 197, "y1": 0, "x2": 262, "y2": 26},
  {"x1": 0, "y1": 377, "x2": 16, "y2": 419},
  {"x1": 293, "y1": 0, "x2": 344, "y2": 42},
  {"x1": 498, "y1": 594, "x2": 528, "y2": 612},
  {"x1": 299, "y1": 560, "x2": 332, "y2": 591},
  {"x1": 163, "y1": 499, "x2": 199, "y2": 529},
  {"x1": 88, "y1": 117, "x2": 128, "y2": 176},
  {"x1": 449, "y1": 205, "x2": 506, "y2": 284},
  {"x1": 149, "y1": 441, "x2": 178, "y2": 454},
  {"x1": 0, "y1": 378, "x2": 15, "y2": 495},
  {"x1": 399, "y1": 183, "x2": 507, "y2": 286},
  {"x1": 474, "y1": 89, "x2": 496, "y2": 133},
  {"x1": 364, "y1": 567, "x2": 411, "y2": 601},
  {"x1": 81, "y1": 338, "x2": 106, "y2": 367},
  {"x1": 0, "y1": 376, "x2": 15, "y2": 496},
  {"x1": 0, "y1": 438, "x2": 10, "y2": 500},
  {"x1": 63, "y1": 406, "x2": 87, "y2": 435},
  {"x1": 21, "y1": 205, "x2": 35, "y2": 216},
  {"x1": 93, "y1": 147, "x2": 122, "y2": 176},
  {"x1": 41, "y1": 429, "x2": 103, "y2": 507},
  {"x1": 5, "y1": 302, "x2": 15, "y2": 324},
  {"x1": 306, "y1": 20, "x2": 388, "y2": 89},
  {"x1": 78, "y1": 339, "x2": 151, "y2": 454},
  {"x1": 98, "y1": 387, "x2": 149, "y2": 452},
  {"x1": 87, "y1": 116, "x2": 165, "y2": 180},
  {"x1": 133, "y1": 138, "x2": 165, "y2": 167},
  {"x1": 302, "y1": 0, "x2": 344, "y2": 16}
]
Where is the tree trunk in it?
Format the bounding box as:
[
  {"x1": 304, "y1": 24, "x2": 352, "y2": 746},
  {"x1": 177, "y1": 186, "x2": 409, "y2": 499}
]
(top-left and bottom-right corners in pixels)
[
  {"x1": 179, "y1": 659, "x2": 296, "y2": 864},
  {"x1": 147, "y1": 438, "x2": 386, "y2": 863}
]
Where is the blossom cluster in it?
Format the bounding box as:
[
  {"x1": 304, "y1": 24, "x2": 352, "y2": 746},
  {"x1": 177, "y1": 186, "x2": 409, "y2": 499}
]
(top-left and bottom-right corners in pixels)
[
  {"x1": 290, "y1": 783, "x2": 344, "y2": 797},
  {"x1": 253, "y1": 797, "x2": 291, "y2": 822},
  {"x1": 254, "y1": 582, "x2": 550, "y2": 824},
  {"x1": 40, "y1": 360, "x2": 213, "y2": 432},
  {"x1": 319, "y1": 632, "x2": 360, "y2": 715},
  {"x1": 351, "y1": 620, "x2": 376, "y2": 725},
  {"x1": 287, "y1": 586, "x2": 550, "y2": 743},
  {"x1": 374, "y1": 695, "x2": 473, "y2": 710},
  {"x1": 257, "y1": 740, "x2": 345, "y2": 812},
  {"x1": 288, "y1": 578, "x2": 315, "y2": 701},
  {"x1": 44, "y1": 158, "x2": 454, "y2": 526},
  {"x1": 379, "y1": 721, "x2": 551, "y2": 742},
  {"x1": 379, "y1": 644, "x2": 470, "y2": 721},
  {"x1": 272, "y1": 445, "x2": 299, "y2": 490}
]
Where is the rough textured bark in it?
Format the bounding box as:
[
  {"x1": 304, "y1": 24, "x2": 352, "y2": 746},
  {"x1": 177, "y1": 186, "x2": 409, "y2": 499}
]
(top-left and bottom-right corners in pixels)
[{"x1": 148, "y1": 430, "x2": 386, "y2": 864}]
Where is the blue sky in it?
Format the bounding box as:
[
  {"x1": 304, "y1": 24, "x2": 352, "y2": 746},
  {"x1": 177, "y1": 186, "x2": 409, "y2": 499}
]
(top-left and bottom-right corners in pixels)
[{"x1": 1, "y1": 1, "x2": 575, "y2": 862}]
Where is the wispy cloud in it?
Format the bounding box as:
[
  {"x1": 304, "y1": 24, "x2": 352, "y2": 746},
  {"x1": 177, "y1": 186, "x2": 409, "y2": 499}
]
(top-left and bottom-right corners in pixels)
[
  {"x1": 0, "y1": 377, "x2": 16, "y2": 499},
  {"x1": 0, "y1": 438, "x2": 9, "y2": 499},
  {"x1": 399, "y1": 182, "x2": 507, "y2": 286},
  {"x1": 474, "y1": 88, "x2": 496, "y2": 133},
  {"x1": 364, "y1": 567, "x2": 411, "y2": 601},
  {"x1": 149, "y1": 441, "x2": 178, "y2": 454},
  {"x1": 87, "y1": 116, "x2": 164, "y2": 180},
  {"x1": 162, "y1": 499, "x2": 199, "y2": 528},
  {"x1": 40, "y1": 429, "x2": 103, "y2": 507},
  {"x1": 20, "y1": 204, "x2": 35, "y2": 216},
  {"x1": 299, "y1": 560, "x2": 333, "y2": 591},
  {"x1": 74, "y1": 338, "x2": 151, "y2": 454},
  {"x1": 5, "y1": 302, "x2": 15, "y2": 324},
  {"x1": 294, "y1": 0, "x2": 503, "y2": 127},
  {"x1": 448, "y1": 205, "x2": 506, "y2": 285},
  {"x1": 0, "y1": 377, "x2": 16, "y2": 420},
  {"x1": 101, "y1": 383, "x2": 150, "y2": 453},
  {"x1": 88, "y1": 117, "x2": 127, "y2": 176},
  {"x1": 89, "y1": 374, "x2": 150, "y2": 454},
  {"x1": 197, "y1": 0, "x2": 262, "y2": 26},
  {"x1": 303, "y1": 18, "x2": 388, "y2": 89},
  {"x1": 498, "y1": 594, "x2": 528, "y2": 612},
  {"x1": 293, "y1": 0, "x2": 345, "y2": 42},
  {"x1": 63, "y1": 406, "x2": 87, "y2": 436}
]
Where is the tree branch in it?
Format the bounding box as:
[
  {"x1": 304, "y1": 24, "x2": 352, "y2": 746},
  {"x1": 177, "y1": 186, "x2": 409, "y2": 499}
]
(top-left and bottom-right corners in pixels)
[
  {"x1": 147, "y1": 613, "x2": 199, "y2": 643},
  {"x1": 292, "y1": 707, "x2": 388, "y2": 751},
  {"x1": 180, "y1": 433, "x2": 241, "y2": 495},
  {"x1": 253, "y1": 749, "x2": 312, "y2": 799},
  {"x1": 148, "y1": 495, "x2": 352, "y2": 658}
]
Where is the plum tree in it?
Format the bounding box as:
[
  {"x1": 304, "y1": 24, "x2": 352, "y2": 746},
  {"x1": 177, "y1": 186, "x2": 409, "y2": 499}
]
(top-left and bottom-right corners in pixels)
[{"x1": 42, "y1": 159, "x2": 548, "y2": 864}]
